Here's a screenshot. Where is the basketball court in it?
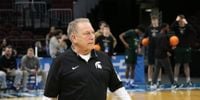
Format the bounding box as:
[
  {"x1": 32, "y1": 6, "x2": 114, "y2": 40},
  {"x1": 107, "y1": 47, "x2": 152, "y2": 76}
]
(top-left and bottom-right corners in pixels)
[
  {"x1": 1, "y1": 89, "x2": 200, "y2": 100},
  {"x1": 1, "y1": 55, "x2": 200, "y2": 100},
  {"x1": 1, "y1": 80, "x2": 200, "y2": 100}
]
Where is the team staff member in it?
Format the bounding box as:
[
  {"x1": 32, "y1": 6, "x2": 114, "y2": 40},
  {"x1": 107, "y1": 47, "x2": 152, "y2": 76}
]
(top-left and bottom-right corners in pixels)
[{"x1": 44, "y1": 18, "x2": 131, "y2": 100}]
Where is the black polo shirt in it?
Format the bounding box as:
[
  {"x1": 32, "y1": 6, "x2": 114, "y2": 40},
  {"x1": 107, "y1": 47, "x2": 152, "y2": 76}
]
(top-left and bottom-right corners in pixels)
[{"x1": 44, "y1": 48, "x2": 123, "y2": 100}]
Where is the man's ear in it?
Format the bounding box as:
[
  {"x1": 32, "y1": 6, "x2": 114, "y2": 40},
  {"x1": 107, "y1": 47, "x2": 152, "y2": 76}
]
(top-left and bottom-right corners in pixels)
[{"x1": 70, "y1": 33, "x2": 77, "y2": 43}]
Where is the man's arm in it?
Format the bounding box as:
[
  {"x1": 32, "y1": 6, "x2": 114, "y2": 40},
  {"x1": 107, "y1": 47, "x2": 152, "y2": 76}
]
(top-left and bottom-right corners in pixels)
[
  {"x1": 110, "y1": 34, "x2": 117, "y2": 48},
  {"x1": 44, "y1": 56, "x2": 61, "y2": 98},
  {"x1": 119, "y1": 32, "x2": 129, "y2": 48},
  {"x1": 113, "y1": 87, "x2": 131, "y2": 100},
  {"x1": 21, "y1": 56, "x2": 31, "y2": 72},
  {"x1": 106, "y1": 54, "x2": 130, "y2": 100},
  {"x1": 42, "y1": 96, "x2": 57, "y2": 100},
  {"x1": 35, "y1": 57, "x2": 40, "y2": 71}
]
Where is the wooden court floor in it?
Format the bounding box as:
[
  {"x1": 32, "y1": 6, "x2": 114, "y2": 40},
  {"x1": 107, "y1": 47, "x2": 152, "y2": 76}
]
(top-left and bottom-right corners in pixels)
[{"x1": 1, "y1": 89, "x2": 200, "y2": 100}]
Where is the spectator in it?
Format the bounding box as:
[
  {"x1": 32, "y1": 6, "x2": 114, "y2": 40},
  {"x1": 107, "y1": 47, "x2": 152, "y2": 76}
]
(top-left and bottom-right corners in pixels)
[
  {"x1": 20, "y1": 48, "x2": 46, "y2": 91},
  {"x1": 49, "y1": 29, "x2": 63, "y2": 58},
  {"x1": 46, "y1": 26, "x2": 56, "y2": 56},
  {"x1": 0, "y1": 46, "x2": 22, "y2": 90}
]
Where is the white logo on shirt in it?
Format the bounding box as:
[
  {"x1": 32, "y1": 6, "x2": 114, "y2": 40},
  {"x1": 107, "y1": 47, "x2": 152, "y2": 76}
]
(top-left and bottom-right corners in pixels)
[
  {"x1": 72, "y1": 65, "x2": 79, "y2": 70},
  {"x1": 95, "y1": 61, "x2": 102, "y2": 69}
]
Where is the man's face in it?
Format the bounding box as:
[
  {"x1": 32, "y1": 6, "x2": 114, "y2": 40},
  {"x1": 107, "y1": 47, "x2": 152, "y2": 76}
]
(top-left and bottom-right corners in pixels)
[
  {"x1": 100, "y1": 23, "x2": 107, "y2": 30},
  {"x1": 178, "y1": 19, "x2": 186, "y2": 27},
  {"x1": 151, "y1": 18, "x2": 159, "y2": 27},
  {"x1": 102, "y1": 27, "x2": 110, "y2": 37},
  {"x1": 4, "y1": 48, "x2": 12, "y2": 57},
  {"x1": 27, "y1": 50, "x2": 34, "y2": 58},
  {"x1": 72, "y1": 22, "x2": 95, "y2": 52},
  {"x1": 50, "y1": 26, "x2": 56, "y2": 33}
]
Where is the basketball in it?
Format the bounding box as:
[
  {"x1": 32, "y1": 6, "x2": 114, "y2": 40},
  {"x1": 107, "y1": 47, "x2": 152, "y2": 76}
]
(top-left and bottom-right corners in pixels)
[
  {"x1": 94, "y1": 44, "x2": 101, "y2": 51},
  {"x1": 142, "y1": 38, "x2": 149, "y2": 46},
  {"x1": 169, "y1": 35, "x2": 179, "y2": 46}
]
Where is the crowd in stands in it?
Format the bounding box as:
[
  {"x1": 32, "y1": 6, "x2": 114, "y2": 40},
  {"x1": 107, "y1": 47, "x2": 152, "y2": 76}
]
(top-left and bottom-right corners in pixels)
[
  {"x1": 0, "y1": 23, "x2": 69, "y2": 92},
  {"x1": 0, "y1": 23, "x2": 51, "y2": 57}
]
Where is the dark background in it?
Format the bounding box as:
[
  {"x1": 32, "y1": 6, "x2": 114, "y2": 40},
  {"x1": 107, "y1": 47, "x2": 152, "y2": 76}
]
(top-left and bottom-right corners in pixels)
[
  {"x1": 88, "y1": 0, "x2": 200, "y2": 54},
  {"x1": 0, "y1": 0, "x2": 200, "y2": 77},
  {"x1": 87, "y1": 0, "x2": 200, "y2": 77}
]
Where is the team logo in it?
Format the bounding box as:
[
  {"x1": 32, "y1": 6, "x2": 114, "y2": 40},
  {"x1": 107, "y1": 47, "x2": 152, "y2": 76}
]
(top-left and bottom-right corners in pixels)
[{"x1": 95, "y1": 61, "x2": 102, "y2": 69}]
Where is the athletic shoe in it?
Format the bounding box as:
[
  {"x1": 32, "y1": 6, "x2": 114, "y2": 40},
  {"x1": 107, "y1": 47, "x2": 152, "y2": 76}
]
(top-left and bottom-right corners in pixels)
[
  {"x1": 171, "y1": 83, "x2": 179, "y2": 89},
  {"x1": 185, "y1": 81, "x2": 193, "y2": 87}
]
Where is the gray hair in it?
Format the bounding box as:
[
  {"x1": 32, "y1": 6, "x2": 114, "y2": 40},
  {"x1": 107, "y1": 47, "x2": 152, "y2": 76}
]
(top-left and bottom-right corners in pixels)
[{"x1": 67, "y1": 18, "x2": 90, "y2": 39}]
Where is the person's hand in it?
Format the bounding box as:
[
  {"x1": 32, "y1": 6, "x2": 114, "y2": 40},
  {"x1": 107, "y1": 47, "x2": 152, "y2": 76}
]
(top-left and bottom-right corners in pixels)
[
  {"x1": 176, "y1": 16, "x2": 180, "y2": 21},
  {"x1": 31, "y1": 69, "x2": 37, "y2": 75},
  {"x1": 6, "y1": 68, "x2": 11, "y2": 73},
  {"x1": 182, "y1": 18, "x2": 188, "y2": 24},
  {"x1": 61, "y1": 34, "x2": 68, "y2": 40},
  {"x1": 35, "y1": 66, "x2": 39, "y2": 71},
  {"x1": 167, "y1": 52, "x2": 172, "y2": 57},
  {"x1": 124, "y1": 43, "x2": 129, "y2": 49}
]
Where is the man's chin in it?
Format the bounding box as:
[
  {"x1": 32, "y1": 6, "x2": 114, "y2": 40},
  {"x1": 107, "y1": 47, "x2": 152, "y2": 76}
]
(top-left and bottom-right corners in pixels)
[{"x1": 88, "y1": 44, "x2": 94, "y2": 47}]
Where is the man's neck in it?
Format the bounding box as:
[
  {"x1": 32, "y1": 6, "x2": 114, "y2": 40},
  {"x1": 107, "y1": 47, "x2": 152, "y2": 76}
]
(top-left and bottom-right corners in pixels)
[
  {"x1": 79, "y1": 52, "x2": 91, "y2": 62},
  {"x1": 152, "y1": 24, "x2": 159, "y2": 28},
  {"x1": 72, "y1": 45, "x2": 91, "y2": 55},
  {"x1": 5, "y1": 55, "x2": 11, "y2": 59},
  {"x1": 27, "y1": 56, "x2": 34, "y2": 59}
]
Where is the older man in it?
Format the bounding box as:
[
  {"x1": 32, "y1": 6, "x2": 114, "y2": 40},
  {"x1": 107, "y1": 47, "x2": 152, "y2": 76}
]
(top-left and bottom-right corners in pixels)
[{"x1": 44, "y1": 18, "x2": 131, "y2": 100}]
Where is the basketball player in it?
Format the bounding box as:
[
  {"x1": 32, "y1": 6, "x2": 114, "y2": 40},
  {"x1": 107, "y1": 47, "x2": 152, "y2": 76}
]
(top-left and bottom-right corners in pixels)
[
  {"x1": 171, "y1": 15, "x2": 196, "y2": 87},
  {"x1": 151, "y1": 23, "x2": 177, "y2": 89},
  {"x1": 119, "y1": 25, "x2": 145, "y2": 86},
  {"x1": 145, "y1": 15, "x2": 162, "y2": 86}
]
